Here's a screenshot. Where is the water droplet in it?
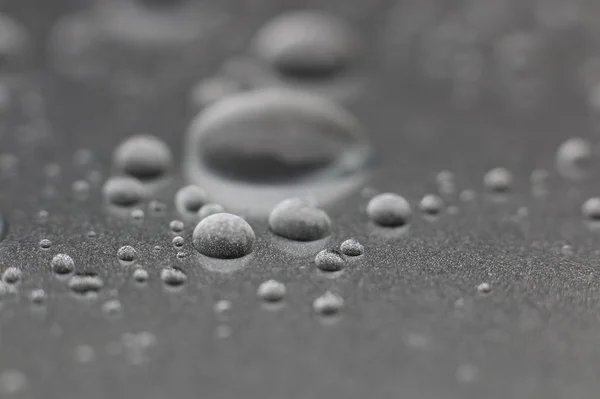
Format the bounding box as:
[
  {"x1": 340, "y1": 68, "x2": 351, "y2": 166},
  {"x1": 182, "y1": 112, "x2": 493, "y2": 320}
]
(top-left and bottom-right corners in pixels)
[
  {"x1": 87, "y1": 231, "x2": 97, "y2": 238},
  {"x1": 39, "y1": 238, "x2": 52, "y2": 249},
  {"x1": 339, "y1": 238, "x2": 364, "y2": 256},
  {"x1": 117, "y1": 245, "x2": 137, "y2": 263},
  {"x1": 175, "y1": 185, "x2": 208, "y2": 215},
  {"x1": 0, "y1": 369, "x2": 27, "y2": 395},
  {"x1": 184, "y1": 88, "x2": 372, "y2": 214},
  {"x1": 252, "y1": 10, "x2": 359, "y2": 82},
  {"x1": 102, "y1": 299, "x2": 123, "y2": 316},
  {"x1": 172, "y1": 236, "x2": 184, "y2": 247},
  {"x1": 561, "y1": 244, "x2": 574, "y2": 256},
  {"x1": 419, "y1": 194, "x2": 444, "y2": 215},
  {"x1": 68, "y1": 273, "x2": 104, "y2": 297},
  {"x1": 483, "y1": 167, "x2": 513, "y2": 192},
  {"x1": 176, "y1": 251, "x2": 186, "y2": 259},
  {"x1": 103, "y1": 176, "x2": 146, "y2": 207},
  {"x1": 113, "y1": 135, "x2": 173, "y2": 180},
  {"x1": 149, "y1": 200, "x2": 166, "y2": 213},
  {"x1": 315, "y1": 249, "x2": 345, "y2": 272},
  {"x1": 257, "y1": 279, "x2": 286, "y2": 302},
  {"x1": 72, "y1": 180, "x2": 90, "y2": 199},
  {"x1": 0, "y1": 13, "x2": 29, "y2": 73},
  {"x1": 436, "y1": 170, "x2": 455, "y2": 195},
  {"x1": 160, "y1": 266, "x2": 187, "y2": 287},
  {"x1": 198, "y1": 203, "x2": 225, "y2": 219},
  {"x1": 131, "y1": 209, "x2": 145, "y2": 220},
  {"x1": 582, "y1": 197, "x2": 600, "y2": 220},
  {"x1": 477, "y1": 282, "x2": 492, "y2": 294},
  {"x1": 555, "y1": 137, "x2": 593, "y2": 180},
  {"x1": 2, "y1": 267, "x2": 21, "y2": 285},
  {"x1": 132, "y1": 268, "x2": 149, "y2": 283},
  {"x1": 169, "y1": 220, "x2": 184, "y2": 233},
  {"x1": 214, "y1": 299, "x2": 232, "y2": 314},
  {"x1": 29, "y1": 289, "x2": 46, "y2": 305},
  {"x1": 268, "y1": 197, "x2": 331, "y2": 241},
  {"x1": 313, "y1": 291, "x2": 344, "y2": 315},
  {"x1": 192, "y1": 213, "x2": 255, "y2": 259},
  {"x1": 367, "y1": 193, "x2": 411, "y2": 227},
  {"x1": 459, "y1": 189, "x2": 476, "y2": 201}
]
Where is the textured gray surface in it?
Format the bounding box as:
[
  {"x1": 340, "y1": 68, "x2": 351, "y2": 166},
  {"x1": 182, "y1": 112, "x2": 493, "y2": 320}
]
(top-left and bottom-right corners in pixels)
[{"x1": 2, "y1": 0, "x2": 600, "y2": 398}]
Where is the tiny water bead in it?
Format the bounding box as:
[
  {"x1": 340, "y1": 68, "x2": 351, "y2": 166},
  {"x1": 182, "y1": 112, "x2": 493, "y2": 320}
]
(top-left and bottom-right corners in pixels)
[
  {"x1": 102, "y1": 299, "x2": 123, "y2": 316},
  {"x1": 175, "y1": 185, "x2": 208, "y2": 215},
  {"x1": 39, "y1": 238, "x2": 52, "y2": 249},
  {"x1": 367, "y1": 193, "x2": 411, "y2": 227},
  {"x1": 103, "y1": 176, "x2": 146, "y2": 206},
  {"x1": 419, "y1": 194, "x2": 444, "y2": 215},
  {"x1": 483, "y1": 167, "x2": 513, "y2": 192},
  {"x1": 184, "y1": 88, "x2": 372, "y2": 213},
  {"x1": 252, "y1": 10, "x2": 359, "y2": 81},
  {"x1": 582, "y1": 198, "x2": 600, "y2": 220},
  {"x1": 257, "y1": 280, "x2": 286, "y2": 302},
  {"x1": 132, "y1": 268, "x2": 149, "y2": 283},
  {"x1": 113, "y1": 135, "x2": 173, "y2": 180},
  {"x1": 117, "y1": 245, "x2": 137, "y2": 262},
  {"x1": 68, "y1": 273, "x2": 104, "y2": 296},
  {"x1": 313, "y1": 292, "x2": 344, "y2": 315},
  {"x1": 268, "y1": 197, "x2": 331, "y2": 241},
  {"x1": 339, "y1": 238, "x2": 364, "y2": 256},
  {"x1": 198, "y1": 203, "x2": 224, "y2": 219},
  {"x1": 192, "y1": 213, "x2": 255, "y2": 259},
  {"x1": 477, "y1": 282, "x2": 492, "y2": 294},
  {"x1": 172, "y1": 236, "x2": 184, "y2": 247},
  {"x1": 555, "y1": 137, "x2": 593, "y2": 180},
  {"x1": 2, "y1": 267, "x2": 22, "y2": 285},
  {"x1": 29, "y1": 289, "x2": 46, "y2": 305},
  {"x1": 169, "y1": 220, "x2": 184, "y2": 233},
  {"x1": 0, "y1": 13, "x2": 29, "y2": 72},
  {"x1": 131, "y1": 209, "x2": 145, "y2": 220},
  {"x1": 160, "y1": 267, "x2": 187, "y2": 287},
  {"x1": 315, "y1": 249, "x2": 345, "y2": 272}
]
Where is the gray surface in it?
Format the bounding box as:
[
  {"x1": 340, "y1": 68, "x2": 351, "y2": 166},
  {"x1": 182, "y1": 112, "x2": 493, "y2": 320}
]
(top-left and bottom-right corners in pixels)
[{"x1": 2, "y1": 0, "x2": 600, "y2": 398}]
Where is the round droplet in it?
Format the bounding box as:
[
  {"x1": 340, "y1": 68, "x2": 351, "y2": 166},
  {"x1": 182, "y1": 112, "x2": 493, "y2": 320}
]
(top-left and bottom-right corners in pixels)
[
  {"x1": 39, "y1": 238, "x2": 52, "y2": 249},
  {"x1": 132, "y1": 268, "x2": 149, "y2": 283},
  {"x1": 103, "y1": 176, "x2": 146, "y2": 206},
  {"x1": 51, "y1": 254, "x2": 74, "y2": 275},
  {"x1": 0, "y1": 13, "x2": 29, "y2": 72},
  {"x1": 313, "y1": 291, "x2": 344, "y2": 315},
  {"x1": 198, "y1": 203, "x2": 225, "y2": 219},
  {"x1": 315, "y1": 249, "x2": 345, "y2": 272},
  {"x1": 160, "y1": 267, "x2": 187, "y2": 287},
  {"x1": 257, "y1": 279, "x2": 286, "y2": 302},
  {"x1": 68, "y1": 273, "x2": 104, "y2": 296},
  {"x1": 2, "y1": 267, "x2": 21, "y2": 285},
  {"x1": 555, "y1": 137, "x2": 593, "y2": 180},
  {"x1": 192, "y1": 213, "x2": 255, "y2": 259},
  {"x1": 253, "y1": 10, "x2": 359, "y2": 81},
  {"x1": 172, "y1": 236, "x2": 184, "y2": 247},
  {"x1": 184, "y1": 88, "x2": 372, "y2": 213},
  {"x1": 72, "y1": 180, "x2": 90, "y2": 199},
  {"x1": 339, "y1": 238, "x2": 363, "y2": 256},
  {"x1": 582, "y1": 197, "x2": 600, "y2": 220},
  {"x1": 131, "y1": 209, "x2": 145, "y2": 219},
  {"x1": 102, "y1": 299, "x2": 123, "y2": 316},
  {"x1": 477, "y1": 282, "x2": 492, "y2": 294},
  {"x1": 367, "y1": 193, "x2": 411, "y2": 227},
  {"x1": 117, "y1": 245, "x2": 137, "y2": 262},
  {"x1": 29, "y1": 289, "x2": 46, "y2": 305},
  {"x1": 169, "y1": 220, "x2": 184, "y2": 233},
  {"x1": 419, "y1": 194, "x2": 444, "y2": 215},
  {"x1": 483, "y1": 168, "x2": 513, "y2": 192},
  {"x1": 175, "y1": 185, "x2": 208, "y2": 215},
  {"x1": 114, "y1": 135, "x2": 173, "y2": 179},
  {"x1": 268, "y1": 197, "x2": 331, "y2": 241}
]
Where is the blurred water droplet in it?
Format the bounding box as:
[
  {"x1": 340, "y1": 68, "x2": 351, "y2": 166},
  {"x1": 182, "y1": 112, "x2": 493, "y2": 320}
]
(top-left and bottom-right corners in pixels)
[
  {"x1": 1, "y1": 267, "x2": 21, "y2": 285},
  {"x1": 367, "y1": 193, "x2": 411, "y2": 227},
  {"x1": 72, "y1": 180, "x2": 90, "y2": 199},
  {"x1": 313, "y1": 291, "x2": 344, "y2": 316},
  {"x1": 555, "y1": 137, "x2": 593, "y2": 180},
  {"x1": 74, "y1": 345, "x2": 95, "y2": 364},
  {"x1": 68, "y1": 273, "x2": 104, "y2": 297},
  {"x1": 113, "y1": 135, "x2": 173, "y2": 180},
  {"x1": 257, "y1": 279, "x2": 286, "y2": 303},
  {"x1": 0, "y1": 13, "x2": 29, "y2": 73},
  {"x1": 477, "y1": 282, "x2": 492, "y2": 294},
  {"x1": 189, "y1": 76, "x2": 243, "y2": 111},
  {"x1": 315, "y1": 249, "x2": 345, "y2": 272},
  {"x1": 160, "y1": 266, "x2": 187, "y2": 287},
  {"x1": 484, "y1": 167, "x2": 513, "y2": 192},
  {"x1": 198, "y1": 203, "x2": 224, "y2": 219},
  {"x1": 582, "y1": 197, "x2": 600, "y2": 220},
  {"x1": 117, "y1": 245, "x2": 137, "y2": 263},
  {"x1": 51, "y1": 254, "x2": 74, "y2": 276},
  {"x1": 184, "y1": 88, "x2": 372, "y2": 214},
  {"x1": 561, "y1": 244, "x2": 574, "y2": 256},
  {"x1": 419, "y1": 194, "x2": 444, "y2": 215},
  {"x1": 132, "y1": 268, "x2": 149, "y2": 283},
  {"x1": 39, "y1": 238, "x2": 52, "y2": 249},
  {"x1": 169, "y1": 220, "x2": 184, "y2": 233},
  {"x1": 192, "y1": 213, "x2": 255, "y2": 259},
  {"x1": 456, "y1": 364, "x2": 479, "y2": 384},
  {"x1": 175, "y1": 185, "x2": 208, "y2": 216},
  {"x1": 268, "y1": 197, "x2": 331, "y2": 241},
  {"x1": 0, "y1": 369, "x2": 27, "y2": 395},
  {"x1": 339, "y1": 238, "x2": 364, "y2": 256},
  {"x1": 103, "y1": 176, "x2": 146, "y2": 207},
  {"x1": 102, "y1": 299, "x2": 123, "y2": 317}
]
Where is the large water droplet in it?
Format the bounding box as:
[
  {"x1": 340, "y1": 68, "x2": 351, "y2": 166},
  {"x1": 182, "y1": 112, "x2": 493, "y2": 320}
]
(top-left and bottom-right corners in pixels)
[
  {"x1": 132, "y1": 268, "x2": 149, "y2": 283},
  {"x1": 51, "y1": 254, "x2": 75, "y2": 275},
  {"x1": 268, "y1": 197, "x2": 331, "y2": 241},
  {"x1": 483, "y1": 167, "x2": 513, "y2": 192},
  {"x1": 419, "y1": 194, "x2": 444, "y2": 215},
  {"x1": 367, "y1": 193, "x2": 411, "y2": 227},
  {"x1": 160, "y1": 266, "x2": 187, "y2": 287},
  {"x1": 192, "y1": 213, "x2": 255, "y2": 259},
  {"x1": 113, "y1": 135, "x2": 173, "y2": 180},
  {"x1": 184, "y1": 88, "x2": 372, "y2": 214},
  {"x1": 1, "y1": 267, "x2": 21, "y2": 285},
  {"x1": 198, "y1": 203, "x2": 224, "y2": 219},
  {"x1": 103, "y1": 176, "x2": 146, "y2": 207}
]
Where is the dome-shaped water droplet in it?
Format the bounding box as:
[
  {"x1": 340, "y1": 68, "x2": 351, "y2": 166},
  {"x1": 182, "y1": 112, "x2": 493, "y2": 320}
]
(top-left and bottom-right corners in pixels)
[
  {"x1": 113, "y1": 135, "x2": 173, "y2": 180},
  {"x1": 367, "y1": 193, "x2": 411, "y2": 227},
  {"x1": 582, "y1": 197, "x2": 600, "y2": 220},
  {"x1": 555, "y1": 137, "x2": 593, "y2": 180},
  {"x1": 160, "y1": 266, "x2": 187, "y2": 287},
  {"x1": 314, "y1": 249, "x2": 345, "y2": 272},
  {"x1": 117, "y1": 245, "x2": 137, "y2": 263},
  {"x1": 184, "y1": 88, "x2": 372, "y2": 214},
  {"x1": 339, "y1": 238, "x2": 364, "y2": 256},
  {"x1": 2, "y1": 267, "x2": 21, "y2": 285},
  {"x1": 0, "y1": 13, "x2": 29, "y2": 73},
  {"x1": 68, "y1": 273, "x2": 103, "y2": 297},
  {"x1": 483, "y1": 167, "x2": 513, "y2": 192},
  {"x1": 198, "y1": 203, "x2": 224, "y2": 219},
  {"x1": 257, "y1": 279, "x2": 286, "y2": 302},
  {"x1": 51, "y1": 253, "x2": 75, "y2": 275},
  {"x1": 175, "y1": 185, "x2": 208, "y2": 215},
  {"x1": 313, "y1": 291, "x2": 344, "y2": 315},
  {"x1": 169, "y1": 220, "x2": 184, "y2": 233},
  {"x1": 103, "y1": 176, "x2": 146, "y2": 206},
  {"x1": 268, "y1": 197, "x2": 331, "y2": 241},
  {"x1": 132, "y1": 268, "x2": 149, "y2": 283},
  {"x1": 192, "y1": 213, "x2": 255, "y2": 259},
  {"x1": 419, "y1": 194, "x2": 444, "y2": 215}
]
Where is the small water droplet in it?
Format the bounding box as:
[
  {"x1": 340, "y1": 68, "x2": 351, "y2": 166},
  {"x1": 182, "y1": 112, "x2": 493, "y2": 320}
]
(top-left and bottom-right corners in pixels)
[
  {"x1": 160, "y1": 266, "x2": 187, "y2": 287},
  {"x1": 459, "y1": 189, "x2": 476, "y2": 201},
  {"x1": 268, "y1": 197, "x2": 331, "y2": 241},
  {"x1": 74, "y1": 345, "x2": 95, "y2": 364},
  {"x1": 555, "y1": 137, "x2": 593, "y2": 180},
  {"x1": 484, "y1": 167, "x2": 513, "y2": 192},
  {"x1": 257, "y1": 279, "x2": 286, "y2": 302},
  {"x1": 117, "y1": 245, "x2": 137, "y2": 263},
  {"x1": 419, "y1": 194, "x2": 444, "y2": 215},
  {"x1": 68, "y1": 273, "x2": 104, "y2": 297},
  {"x1": 132, "y1": 268, "x2": 149, "y2": 283},
  {"x1": 0, "y1": 13, "x2": 29, "y2": 73},
  {"x1": 29, "y1": 289, "x2": 46, "y2": 305},
  {"x1": 36, "y1": 210, "x2": 49, "y2": 223},
  {"x1": 2, "y1": 267, "x2": 22, "y2": 285},
  {"x1": 367, "y1": 193, "x2": 411, "y2": 227},
  {"x1": 131, "y1": 209, "x2": 145, "y2": 220},
  {"x1": 113, "y1": 135, "x2": 172, "y2": 180},
  {"x1": 561, "y1": 244, "x2": 574, "y2": 256},
  {"x1": 169, "y1": 220, "x2": 184, "y2": 233},
  {"x1": 582, "y1": 197, "x2": 600, "y2": 220},
  {"x1": 313, "y1": 291, "x2": 344, "y2": 315},
  {"x1": 198, "y1": 203, "x2": 225, "y2": 219},
  {"x1": 176, "y1": 251, "x2": 186, "y2": 259},
  {"x1": 102, "y1": 299, "x2": 123, "y2": 317},
  {"x1": 175, "y1": 185, "x2": 208, "y2": 215},
  {"x1": 72, "y1": 180, "x2": 90, "y2": 199},
  {"x1": 172, "y1": 236, "x2": 184, "y2": 247},
  {"x1": 149, "y1": 200, "x2": 166, "y2": 213},
  {"x1": 192, "y1": 213, "x2": 255, "y2": 259},
  {"x1": 477, "y1": 282, "x2": 492, "y2": 294},
  {"x1": 39, "y1": 238, "x2": 52, "y2": 249},
  {"x1": 315, "y1": 249, "x2": 345, "y2": 272},
  {"x1": 103, "y1": 176, "x2": 146, "y2": 207},
  {"x1": 214, "y1": 299, "x2": 232, "y2": 314},
  {"x1": 339, "y1": 238, "x2": 364, "y2": 256}
]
